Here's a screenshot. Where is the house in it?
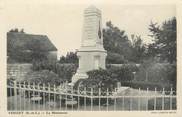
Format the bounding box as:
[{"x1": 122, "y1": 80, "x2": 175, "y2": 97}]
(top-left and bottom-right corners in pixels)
[{"x1": 7, "y1": 31, "x2": 57, "y2": 63}]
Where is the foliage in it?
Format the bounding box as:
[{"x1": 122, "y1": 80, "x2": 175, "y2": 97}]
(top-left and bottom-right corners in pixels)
[
  {"x1": 74, "y1": 65, "x2": 138, "y2": 94},
  {"x1": 103, "y1": 21, "x2": 133, "y2": 63},
  {"x1": 130, "y1": 34, "x2": 146, "y2": 63},
  {"x1": 106, "y1": 52, "x2": 126, "y2": 64},
  {"x1": 55, "y1": 63, "x2": 77, "y2": 82},
  {"x1": 23, "y1": 70, "x2": 62, "y2": 86},
  {"x1": 58, "y1": 21, "x2": 147, "y2": 64},
  {"x1": 134, "y1": 59, "x2": 176, "y2": 90},
  {"x1": 148, "y1": 17, "x2": 176, "y2": 63},
  {"x1": 32, "y1": 62, "x2": 77, "y2": 82},
  {"x1": 74, "y1": 69, "x2": 117, "y2": 95},
  {"x1": 108, "y1": 65, "x2": 139, "y2": 81},
  {"x1": 59, "y1": 52, "x2": 78, "y2": 64},
  {"x1": 32, "y1": 60, "x2": 57, "y2": 71}
]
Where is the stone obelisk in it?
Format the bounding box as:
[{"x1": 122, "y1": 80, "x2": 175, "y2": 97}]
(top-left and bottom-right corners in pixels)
[{"x1": 72, "y1": 6, "x2": 107, "y2": 84}]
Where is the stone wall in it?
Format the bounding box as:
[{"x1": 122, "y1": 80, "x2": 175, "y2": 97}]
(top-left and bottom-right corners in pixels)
[{"x1": 7, "y1": 64, "x2": 33, "y2": 81}]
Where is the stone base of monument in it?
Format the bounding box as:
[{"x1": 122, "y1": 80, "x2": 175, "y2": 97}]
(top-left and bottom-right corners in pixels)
[{"x1": 71, "y1": 72, "x2": 88, "y2": 85}]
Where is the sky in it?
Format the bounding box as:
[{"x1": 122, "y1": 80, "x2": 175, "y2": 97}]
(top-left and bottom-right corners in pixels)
[{"x1": 0, "y1": 1, "x2": 176, "y2": 58}]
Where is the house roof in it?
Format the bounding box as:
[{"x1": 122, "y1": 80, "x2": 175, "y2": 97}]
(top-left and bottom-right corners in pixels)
[{"x1": 7, "y1": 32, "x2": 57, "y2": 51}]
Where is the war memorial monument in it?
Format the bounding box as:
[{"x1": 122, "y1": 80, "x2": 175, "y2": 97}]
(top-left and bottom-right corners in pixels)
[{"x1": 72, "y1": 6, "x2": 107, "y2": 84}]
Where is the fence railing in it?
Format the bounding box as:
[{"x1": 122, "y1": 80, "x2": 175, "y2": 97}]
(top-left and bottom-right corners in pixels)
[{"x1": 7, "y1": 81, "x2": 176, "y2": 111}]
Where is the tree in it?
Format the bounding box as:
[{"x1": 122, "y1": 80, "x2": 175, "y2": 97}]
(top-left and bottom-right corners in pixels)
[
  {"x1": 59, "y1": 52, "x2": 78, "y2": 64},
  {"x1": 148, "y1": 17, "x2": 176, "y2": 63},
  {"x1": 130, "y1": 34, "x2": 146, "y2": 63},
  {"x1": 106, "y1": 52, "x2": 125, "y2": 64},
  {"x1": 103, "y1": 21, "x2": 133, "y2": 63}
]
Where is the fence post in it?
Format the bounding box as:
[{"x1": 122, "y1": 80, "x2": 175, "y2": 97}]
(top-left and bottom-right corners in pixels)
[
  {"x1": 84, "y1": 87, "x2": 86, "y2": 111},
  {"x1": 71, "y1": 86, "x2": 74, "y2": 111},
  {"x1": 154, "y1": 87, "x2": 157, "y2": 110},
  {"x1": 162, "y1": 88, "x2": 165, "y2": 110},
  {"x1": 48, "y1": 83, "x2": 51, "y2": 110},
  {"x1": 106, "y1": 88, "x2": 109, "y2": 111},
  {"x1": 37, "y1": 83, "x2": 40, "y2": 110},
  {"x1": 54, "y1": 84, "x2": 56, "y2": 110},
  {"x1": 122, "y1": 90, "x2": 125, "y2": 110},
  {"x1": 138, "y1": 88, "x2": 141, "y2": 111},
  {"x1": 14, "y1": 81, "x2": 17, "y2": 110},
  {"x1": 59, "y1": 84, "x2": 62, "y2": 111},
  {"x1": 33, "y1": 82, "x2": 36, "y2": 110},
  {"x1": 146, "y1": 88, "x2": 149, "y2": 111},
  {"x1": 9, "y1": 81, "x2": 12, "y2": 110},
  {"x1": 65, "y1": 84, "x2": 68, "y2": 111},
  {"x1": 114, "y1": 88, "x2": 116, "y2": 111},
  {"x1": 18, "y1": 82, "x2": 21, "y2": 111},
  {"x1": 99, "y1": 88, "x2": 101, "y2": 111},
  {"x1": 43, "y1": 83, "x2": 46, "y2": 110},
  {"x1": 91, "y1": 88, "x2": 93, "y2": 111},
  {"x1": 28, "y1": 82, "x2": 31, "y2": 110},
  {"x1": 170, "y1": 87, "x2": 173, "y2": 110},
  {"x1": 130, "y1": 90, "x2": 132, "y2": 111},
  {"x1": 77, "y1": 87, "x2": 80, "y2": 110},
  {"x1": 23, "y1": 81, "x2": 26, "y2": 111}
]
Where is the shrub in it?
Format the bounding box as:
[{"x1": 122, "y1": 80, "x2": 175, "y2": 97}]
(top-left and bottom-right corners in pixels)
[
  {"x1": 107, "y1": 65, "x2": 138, "y2": 82},
  {"x1": 32, "y1": 62, "x2": 77, "y2": 82},
  {"x1": 106, "y1": 52, "x2": 126, "y2": 64},
  {"x1": 74, "y1": 66, "x2": 137, "y2": 94},
  {"x1": 32, "y1": 60, "x2": 57, "y2": 71},
  {"x1": 23, "y1": 70, "x2": 62, "y2": 86},
  {"x1": 73, "y1": 71, "x2": 115, "y2": 105},
  {"x1": 135, "y1": 60, "x2": 176, "y2": 90},
  {"x1": 55, "y1": 63, "x2": 77, "y2": 82},
  {"x1": 73, "y1": 69, "x2": 117, "y2": 95},
  {"x1": 59, "y1": 52, "x2": 78, "y2": 64}
]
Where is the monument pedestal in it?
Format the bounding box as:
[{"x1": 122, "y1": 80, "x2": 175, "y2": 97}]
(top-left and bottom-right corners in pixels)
[
  {"x1": 71, "y1": 72, "x2": 88, "y2": 84},
  {"x1": 72, "y1": 72, "x2": 88, "y2": 84},
  {"x1": 72, "y1": 47, "x2": 107, "y2": 84}
]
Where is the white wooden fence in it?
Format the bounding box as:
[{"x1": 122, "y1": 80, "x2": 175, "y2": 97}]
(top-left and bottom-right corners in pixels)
[{"x1": 7, "y1": 81, "x2": 176, "y2": 111}]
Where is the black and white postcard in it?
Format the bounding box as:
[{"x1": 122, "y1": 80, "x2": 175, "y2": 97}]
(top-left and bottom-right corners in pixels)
[{"x1": 0, "y1": 0, "x2": 181, "y2": 117}]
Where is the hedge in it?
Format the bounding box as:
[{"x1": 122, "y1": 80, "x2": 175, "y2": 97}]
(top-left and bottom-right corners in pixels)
[{"x1": 134, "y1": 63, "x2": 176, "y2": 90}]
